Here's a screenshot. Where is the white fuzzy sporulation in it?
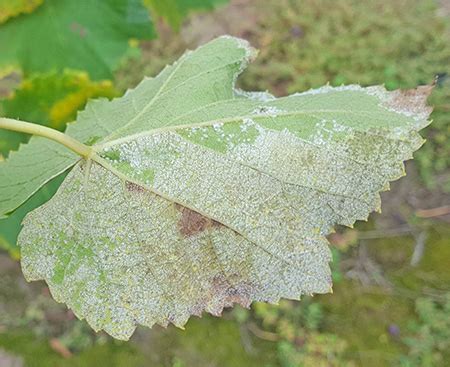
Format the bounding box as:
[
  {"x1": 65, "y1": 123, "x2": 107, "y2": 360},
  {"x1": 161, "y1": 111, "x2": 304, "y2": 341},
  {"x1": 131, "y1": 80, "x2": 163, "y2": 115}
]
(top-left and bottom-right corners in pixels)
[
  {"x1": 291, "y1": 84, "x2": 364, "y2": 97},
  {"x1": 17, "y1": 36, "x2": 431, "y2": 341},
  {"x1": 252, "y1": 105, "x2": 285, "y2": 117},
  {"x1": 235, "y1": 88, "x2": 276, "y2": 101}
]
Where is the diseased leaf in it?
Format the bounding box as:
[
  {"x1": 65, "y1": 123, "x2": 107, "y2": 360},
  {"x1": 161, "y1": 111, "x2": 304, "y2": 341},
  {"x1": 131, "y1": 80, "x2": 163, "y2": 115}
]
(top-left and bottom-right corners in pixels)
[
  {"x1": 1, "y1": 37, "x2": 432, "y2": 340},
  {"x1": 0, "y1": 0, "x2": 43, "y2": 24},
  {"x1": 0, "y1": 0, "x2": 155, "y2": 79}
]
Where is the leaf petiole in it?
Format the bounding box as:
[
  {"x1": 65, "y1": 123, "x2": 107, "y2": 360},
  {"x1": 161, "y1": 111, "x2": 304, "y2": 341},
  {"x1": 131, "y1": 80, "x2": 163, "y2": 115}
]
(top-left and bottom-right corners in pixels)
[{"x1": 0, "y1": 117, "x2": 93, "y2": 159}]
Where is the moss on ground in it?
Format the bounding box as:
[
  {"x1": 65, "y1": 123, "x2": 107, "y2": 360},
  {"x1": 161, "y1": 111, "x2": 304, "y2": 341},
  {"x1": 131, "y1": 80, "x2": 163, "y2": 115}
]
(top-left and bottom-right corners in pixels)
[
  {"x1": 0, "y1": 332, "x2": 145, "y2": 367},
  {"x1": 320, "y1": 224, "x2": 450, "y2": 366},
  {"x1": 0, "y1": 316, "x2": 277, "y2": 367}
]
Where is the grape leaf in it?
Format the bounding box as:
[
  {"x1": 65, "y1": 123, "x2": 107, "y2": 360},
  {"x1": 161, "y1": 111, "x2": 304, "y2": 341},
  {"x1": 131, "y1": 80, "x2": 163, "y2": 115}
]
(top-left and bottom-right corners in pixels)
[
  {"x1": 144, "y1": 0, "x2": 228, "y2": 31},
  {"x1": 0, "y1": 36, "x2": 432, "y2": 340},
  {"x1": 0, "y1": 0, "x2": 155, "y2": 79}
]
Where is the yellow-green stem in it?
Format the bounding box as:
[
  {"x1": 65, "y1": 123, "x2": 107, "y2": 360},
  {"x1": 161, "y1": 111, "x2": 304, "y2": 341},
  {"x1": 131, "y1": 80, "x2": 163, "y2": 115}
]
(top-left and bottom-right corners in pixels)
[{"x1": 0, "y1": 117, "x2": 93, "y2": 158}]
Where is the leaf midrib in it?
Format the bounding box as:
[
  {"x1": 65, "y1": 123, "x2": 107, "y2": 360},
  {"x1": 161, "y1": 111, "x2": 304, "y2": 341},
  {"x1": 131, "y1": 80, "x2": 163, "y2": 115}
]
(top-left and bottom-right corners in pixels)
[
  {"x1": 94, "y1": 108, "x2": 397, "y2": 151},
  {"x1": 103, "y1": 41, "x2": 248, "y2": 142},
  {"x1": 105, "y1": 52, "x2": 188, "y2": 141}
]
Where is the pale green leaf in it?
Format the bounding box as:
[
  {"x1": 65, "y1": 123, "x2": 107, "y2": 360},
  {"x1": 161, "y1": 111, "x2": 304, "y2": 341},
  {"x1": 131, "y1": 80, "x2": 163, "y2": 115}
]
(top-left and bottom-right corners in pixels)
[{"x1": 7, "y1": 36, "x2": 432, "y2": 340}]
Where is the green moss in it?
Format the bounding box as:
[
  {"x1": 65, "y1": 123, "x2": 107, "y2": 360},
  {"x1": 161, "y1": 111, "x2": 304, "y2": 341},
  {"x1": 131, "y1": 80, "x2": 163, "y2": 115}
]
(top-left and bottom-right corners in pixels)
[
  {"x1": 319, "y1": 281, "x2": 412, "y2": 366},
  {"x1": 367, "y1": 225, "x2": 450, "y2": 291},
  {"x1": 149, "y1": 316, "x2": 277, "y2": 367},
  {"x1": 318, "y1": 224, "x2": 450, "y2": 366},
  {"x1": 418, "y1": 226, "x2": 450, "y2": 281},
  {"x1": 0, "y1": 332, "x2": 145, "y2": 367},
  {"x1": 0, "y1": 316, "x2": 277, "y2": 367}
]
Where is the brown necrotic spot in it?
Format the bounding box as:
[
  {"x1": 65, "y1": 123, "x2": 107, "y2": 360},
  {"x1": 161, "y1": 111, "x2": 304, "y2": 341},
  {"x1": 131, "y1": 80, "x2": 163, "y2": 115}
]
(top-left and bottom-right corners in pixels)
[
  {"x1": 211, "y1": 275, "x2": 253, "y2": 309},
  {"x1": 125, "y1": 181, "x2": 145, "y2": 193},
  {"x1": 175, "y1": 204, "x2": 221, "y2": 237}
]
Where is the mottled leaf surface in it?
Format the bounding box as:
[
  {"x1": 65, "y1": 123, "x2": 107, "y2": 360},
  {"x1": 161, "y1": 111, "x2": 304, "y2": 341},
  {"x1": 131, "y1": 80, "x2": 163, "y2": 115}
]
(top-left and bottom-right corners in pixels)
[{"x1": 11, "y1": 37, "x2": 431, "y2": 340}]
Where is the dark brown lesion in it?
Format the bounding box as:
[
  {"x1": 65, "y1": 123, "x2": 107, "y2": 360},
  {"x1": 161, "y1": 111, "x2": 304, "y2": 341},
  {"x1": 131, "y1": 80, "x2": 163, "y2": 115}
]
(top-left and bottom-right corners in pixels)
[
  {"x1": 211, "y1": 274, "x2": 253, "y2": 309},
  {"x1": 189, "y1": 274, "x2": 254, "y2": 317},
  {"x1": 175, "y1": 203, "x2": 222, "y2": 237},
  {"x1": 125, "y1": 181, "x2": 146, "y2": 193}
]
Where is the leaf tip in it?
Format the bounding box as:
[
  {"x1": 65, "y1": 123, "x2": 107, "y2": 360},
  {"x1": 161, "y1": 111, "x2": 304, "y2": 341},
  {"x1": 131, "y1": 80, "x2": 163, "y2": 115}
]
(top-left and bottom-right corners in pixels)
[
  {"x1": 384, "y1": 84, "x2": 434, "y2": 123},
  {"x1": 218, "y1": 35, "x2": 258, "y2": 64}
]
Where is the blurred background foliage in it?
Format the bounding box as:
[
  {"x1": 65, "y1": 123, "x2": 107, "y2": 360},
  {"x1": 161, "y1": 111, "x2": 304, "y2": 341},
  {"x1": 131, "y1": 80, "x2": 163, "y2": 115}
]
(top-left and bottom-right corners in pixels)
[
  {"x1": 0, "y1": 0, "x2": 449, "y2": 366},
  {"x1": 0, "y1": 0, "x2": 43, "y2": 24}
]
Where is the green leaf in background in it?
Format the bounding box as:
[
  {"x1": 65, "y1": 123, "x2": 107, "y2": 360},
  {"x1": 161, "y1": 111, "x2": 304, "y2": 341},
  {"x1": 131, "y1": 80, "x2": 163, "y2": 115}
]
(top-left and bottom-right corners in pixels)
[
  {"x1": 0, "y1": 0, "x2": 155, "y2": 79},
  {"x1": 0, "y1": 0, "x2": 43, "y2": 24},
  {"x1": 144, "y1": 0, "x2": 228, "y2": 31},
  {"x1": 0, "y1": 70, "x2": 118, "y2": 157},
  {"x1": 0, "y1": 37, "x2": 431, "y2": 339},
  {"x1": 0, "y1": 70, "x2": 117, "y2": 257}
]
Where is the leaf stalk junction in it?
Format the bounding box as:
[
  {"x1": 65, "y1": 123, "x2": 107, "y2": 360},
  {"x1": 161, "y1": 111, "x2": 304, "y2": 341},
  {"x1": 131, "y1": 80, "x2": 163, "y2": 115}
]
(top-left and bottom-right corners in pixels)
[{"x1": 0, "y1": 117, "x2": 93, "y2": 159}]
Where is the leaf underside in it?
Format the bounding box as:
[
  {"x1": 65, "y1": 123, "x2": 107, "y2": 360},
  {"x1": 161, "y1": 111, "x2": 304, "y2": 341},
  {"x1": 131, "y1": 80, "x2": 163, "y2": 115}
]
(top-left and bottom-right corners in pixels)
[{"x1": 3, "y1": 36, "x2": 432, "y2": 340}]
